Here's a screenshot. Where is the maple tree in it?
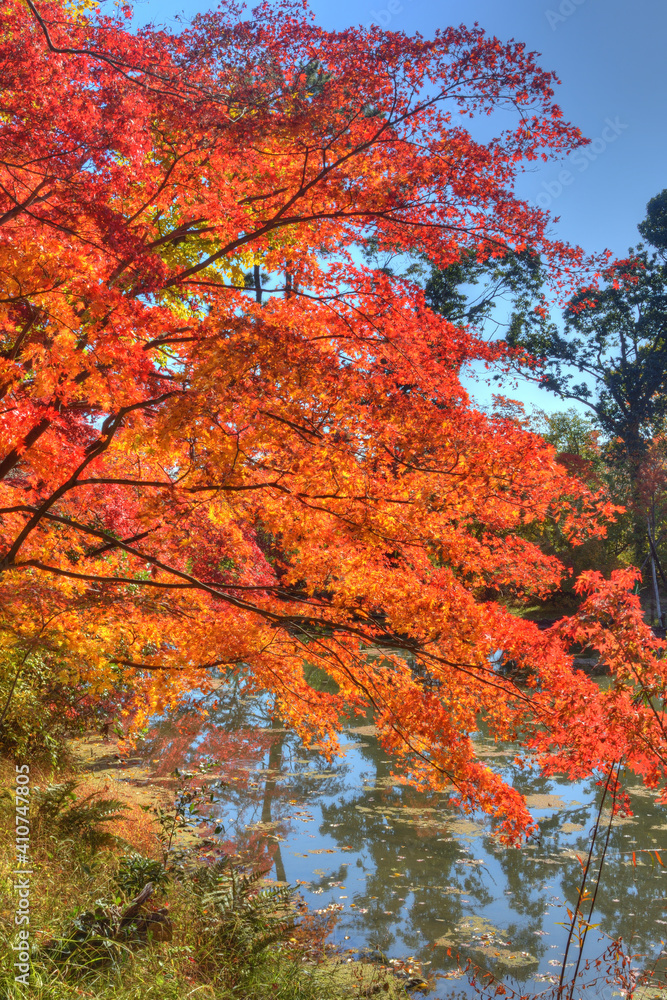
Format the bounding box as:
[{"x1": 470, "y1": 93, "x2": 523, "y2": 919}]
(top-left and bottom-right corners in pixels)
[{"x1": 1, "y1": 0, "x2": 665, "y2": 841}]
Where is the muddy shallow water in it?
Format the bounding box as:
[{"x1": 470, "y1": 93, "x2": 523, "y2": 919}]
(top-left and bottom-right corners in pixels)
[{"x1": 133, "y1": 677, "x2": 667, "y2": 998}]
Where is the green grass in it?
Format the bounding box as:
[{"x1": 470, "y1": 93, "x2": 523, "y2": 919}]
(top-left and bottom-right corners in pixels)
[{"x1": 1, "y1": 951, "x2": 401, "y2": 1000}]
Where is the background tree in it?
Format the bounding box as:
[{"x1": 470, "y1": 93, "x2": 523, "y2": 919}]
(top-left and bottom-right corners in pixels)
[
  {"x1": 424, "y1": 247, "x2": 552, "y2": 344},
  {"x1": 506, "y1": 194, "x2": 667, "y2": 561},
  {"x1": 526, "y1": 408, "x2": 634, "y2": 595},
  {"x1": 509, "y1": 249, "x2": 667, "y2": 465}
]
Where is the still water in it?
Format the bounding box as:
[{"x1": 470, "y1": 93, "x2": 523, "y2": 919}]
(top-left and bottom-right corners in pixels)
[{"x1": 140, "y1": 677, "x2": 667, "y2": 997}]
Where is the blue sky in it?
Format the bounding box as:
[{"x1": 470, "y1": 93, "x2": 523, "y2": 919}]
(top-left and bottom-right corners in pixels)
[{"x1": 129, "y1": 0, "x2": 665, "y2": 416}]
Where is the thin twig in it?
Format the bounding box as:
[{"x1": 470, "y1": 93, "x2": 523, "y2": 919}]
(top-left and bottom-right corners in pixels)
[
  {"x1": 558, "y1": 760, "x2": 620, "y2": 1000},
  {"x1": 567, "y1": 763, "x2": 621, "y2": 997}
]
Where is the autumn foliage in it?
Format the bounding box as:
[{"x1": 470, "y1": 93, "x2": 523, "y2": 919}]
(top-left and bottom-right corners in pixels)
[{"x1": 1, "y1": 0, "x2": 665, "y2": 840}]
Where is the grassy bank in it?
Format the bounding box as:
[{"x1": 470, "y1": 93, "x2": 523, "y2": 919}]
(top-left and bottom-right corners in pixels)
[{"x1": 0, "y1": 756, "x2": 408, "y2": 999}]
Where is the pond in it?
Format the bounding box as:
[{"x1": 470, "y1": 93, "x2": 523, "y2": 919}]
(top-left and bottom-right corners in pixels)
[{"x1": 136, "y1": 674, "x2": 667, "y2": 998}]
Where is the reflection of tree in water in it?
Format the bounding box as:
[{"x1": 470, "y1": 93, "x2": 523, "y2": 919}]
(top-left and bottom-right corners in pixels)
[
  {"x1": 316, "y1": 733, "x2": 492, "y2": 965},
  {"x1": 475, "y1": 715, "x2": 667, "y2": 970},
  {"x1": 545, "y1": 780, "x2": 667, "y2": 963},
  {"x1": 472, "y1": 837, "x2": 552, "y2": 975},
  {"x1": 141, "y1": 683, "x2": 346, "y2": 876},
  {"x1": 141, "y1": 673, "x2": 272, "y2": 773},
  {"x1": 471, "y1": 749, "x2": 595, "y2": 971},
  {"x1": 137, "y1": 679, "x2": 667, "y2": 985},
  {"x1": 252, "y1": 717, "x2": 347, "y2": 878},
  {"x1": 481, "y1": 768, "x2": 667, "y2": 975},
  {"x1": 479, "y1": 750, "x2": 561, "y2": 962},
  {"x1": 332, "y1": 734, "x2": 569, "y2": 977}
]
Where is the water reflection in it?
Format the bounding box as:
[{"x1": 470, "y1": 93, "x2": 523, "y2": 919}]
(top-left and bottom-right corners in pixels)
[{"x1": 138, "y1": 679, "x2": 667, "y2": 998}]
